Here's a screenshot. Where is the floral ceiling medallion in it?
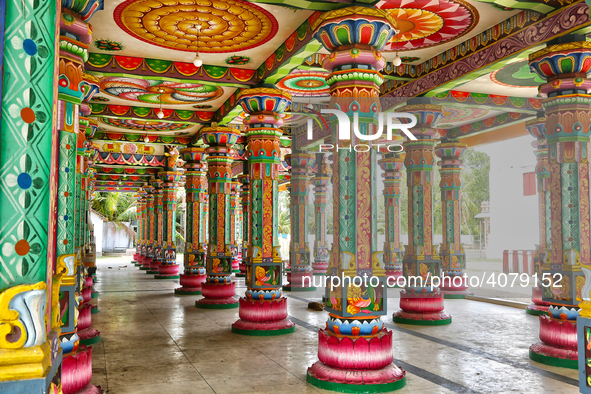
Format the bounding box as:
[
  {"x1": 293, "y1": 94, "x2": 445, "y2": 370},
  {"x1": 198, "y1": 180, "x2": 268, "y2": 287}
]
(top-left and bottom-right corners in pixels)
[{"x1": 114, "y1": 0, "x2": 279, "y2": 53}]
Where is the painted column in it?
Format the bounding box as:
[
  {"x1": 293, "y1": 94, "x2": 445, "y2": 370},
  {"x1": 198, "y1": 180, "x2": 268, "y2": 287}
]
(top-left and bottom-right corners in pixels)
[
  {"x1": 393, "y1": 101, "x2": 452, "y2": 325},
  {"x1": 525, "y1": 117, "x2": 552, "y2": 316},
  {"x1": 378, "y1": 153, "x2": 404, "y2": 283},
  {"x1": 230, "y1": 179, "x2": 241, "y2": 273},
  {"x1": 311, "y1": 153, "x2": 331, "y2": 275},
  {"x1": 176, "y1": 147, "x2": 208, "y2": 295},
  {"x1": 196, "y1": 125, "x2": 240, "y2": 308},
  {"x1": 307, "y1": 8, "x2": 406, "y2": 391},
  {"x1": 236, "y1": 171, "x2": 250, "y2": 278},
  {"x1": 528, "y1": 36, "x2": 591, "y2": 369},
  {"x1": 142, "y1": 184, "x2": 155, "y2": 270},
  {"x1": 156, "y1": 146, "x2": 182, "y2": 279},
  {"x1": 232, "y1": 87, "x2": 295, "y2": 335},
  {"x1": 138, "y1": 192, "x2": 151, "y2": 271},
  {"x1": 436, "y1": 141, "x2": 469, "y2": 298},
  {"x1": 0, "y1": 0, "x2": 63, "y2": 391},
  {"x1": 133, "y1": 192, "x2": 143, "y2": 265},
  {"x1": 284, "y1": 152, "x2": 316, "y2": 291},
  {"x1": 149, "y1": 179, "x2": 164, "y2": 274}
]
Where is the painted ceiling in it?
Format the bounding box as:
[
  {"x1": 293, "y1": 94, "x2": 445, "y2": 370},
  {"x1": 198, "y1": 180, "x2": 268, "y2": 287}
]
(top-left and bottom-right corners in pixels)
[{"x1": 86, "y1": 0, "x2": 575, "y2": 174}]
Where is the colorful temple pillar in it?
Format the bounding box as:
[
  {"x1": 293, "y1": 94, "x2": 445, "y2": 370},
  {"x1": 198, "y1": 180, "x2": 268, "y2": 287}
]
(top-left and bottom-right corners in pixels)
[
  {"x1": 0, "y1": 0, "x2": 62, "y2": 392},
  {"x1": 196, "y1": 125, "x2": 240, "y2": 308},
  {"x1": 236, "y1": 171, "x2": 250, "y2": 278},
  {"x1": 155, "y1": 146, "x2": 182, "y2": 279},
  {"x1": 149, "y1": 178, "x2": 164, "y2": 275},
  {"x1": 525, "y1": 116, "x2": 552, "y2": 316},
  {"x1": 307, "y1": 7, "x2": 406, "y2": 391},
  {"x1": 133, "y1": 190, "x2": 143, "y2": 266},
  {"x1": 176, "y1": 146, "x2": 208, "y2": 295},
  {"x1": 138, "y1": 191, "x2": 151, "y2": 271},
  {"x1": 142, "y1": 184, "x2": 155, "y2": 271},
  {"x1": 311, "y1": 153, "x2": 331, "y2": 275},
  {"x1": 393, "y1": 100, "x2": 452, "y2": 325},
  {"x1": 436, "y1": 141, "x2": 469, "y2": 298},
  {"x1": 232, "y1": 87, "x2": 295, "y2": 335},
  {"x1": 528, "y1": 35, "x2": 591, "y2": 369},
  {"x1": 378, "y1": 153, "x2": 404, "y2": 283},
  {"x1": 230, "y1": 179, "x2": 241, "y2": 273},
  {"x1": 284, "y1": 152, "x2": 316, "y2": 291}
]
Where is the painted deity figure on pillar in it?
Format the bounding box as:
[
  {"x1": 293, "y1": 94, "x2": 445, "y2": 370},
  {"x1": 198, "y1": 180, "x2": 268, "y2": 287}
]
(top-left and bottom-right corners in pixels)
[
  {"x1": 284, "y1": 151, "x2": 316, "y2": 291},
  {"x1": 176, "y1": 146, "x2": 208, "y2": 295},
  {"x1": 232, "y1": 87, "x2": 296, "y2": 335},
  {"x1": 155, "y1": 146, "x2": 182, "y2": 279},
  {"x1": 393, "y1": 99, "x2": 452, "y2": 325},
  {"x1": 311, "y1": 153, "x2": 331, "y2": 275},
  {"x1": 306, "y1": 7, "x2": 406, "y2": 391},
  {"x1": 528, "y1": 34, "x2": 591, "y2": 369},
  {"x1": 142, "y1": 184, "x2": 155, "y2": 271},
  {"x1": 436, "y1": 140, "x2": 469, "y2": 298},
  {"x1": 236, "y1": 171, "x2": 250, "y2": 278},
  {"x1": 525, "y1": 116, "x2": 552, "y2": 316},
  {"x1": 196, "y1": 125, "x2": 241, "y2": 308},
  {"x1": 378, "y1": 152, "x2": 404, "y2": 283},
  {"x1": 149, "y1": 178, "x2": 165, "y2": 275}
]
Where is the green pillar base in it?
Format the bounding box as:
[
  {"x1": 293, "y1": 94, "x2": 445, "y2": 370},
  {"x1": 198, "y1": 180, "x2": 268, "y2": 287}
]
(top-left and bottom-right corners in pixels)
[
  {"x1": 195, "y1": 302, "x2": 239, "y2": 309},
  {"x1": 307, "y1": 374, "x2": 406, "y2": 393},
  {"x1": 232, "y1": 326, "x2": 296, "y2": 336},
  {"x1": 146, "y1": 270, "x2": 159, "y2": 274},
  {"x1": 79, "y1": 334, "x2": 101, "y2": 347},
  {"x1": 91, "y1": 292, "x2": 98, "y2": 299},
  {"x1": 529, "y1": 349, "x2": 578, "y2": 369},
  {"x1": 139, "y1": 267, "x2": 150, "y2": 271},
  {"x1": 283, "y1": 286, "x2": 317, "y2": 292},
  {"x1": 443, "y1": 294, "x2": 465, "y2": 299},
  {"x1": 154, "y1": 275, "x2": 180, "y2": 280},
  {"x1": 393, "y1": 316, "x2": 452, "y2": 326},
  {"x1": 175, "y1": 289, "x2": 202, "y2": 295},
  {"x1": 232, "y1": 269, "x2": 240, "y2": 273},
  {"x1": 525, "y1": 307, "x2": 549, "y2": 316}
]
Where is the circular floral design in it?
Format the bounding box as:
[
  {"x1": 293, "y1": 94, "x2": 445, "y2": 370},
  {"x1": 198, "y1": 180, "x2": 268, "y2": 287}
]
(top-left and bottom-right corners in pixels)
[
  {"x1": 114, "y1": 0, "x2": 279, "y2": 53},
  {"x1": 225, "y1": 55, "x2": 251, "y2": 65},
  {"x1": 100, "y1": 77, "x2": 223, "y2": 104},
  {"x1": 380, "y1": 0, "x2": 478, "y2": 51},
  {"x1": 99, "y1": 118, "x2": 193, "y2": 132},
  {"x1": 94, "y1": 39, "x2": 124, "y2": 51},
  {"x1": 490, "y1": 60, "x2": 545, "y2": 88},
  {"x1": 277, "y1": 70, "x2": 329, "y2": 97}
]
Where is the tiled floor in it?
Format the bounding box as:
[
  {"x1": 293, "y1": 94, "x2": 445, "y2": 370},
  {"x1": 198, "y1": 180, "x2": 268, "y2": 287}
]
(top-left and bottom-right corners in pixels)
[{"x1": 89, "y1": 256, "x2": 579, "y2": 394}]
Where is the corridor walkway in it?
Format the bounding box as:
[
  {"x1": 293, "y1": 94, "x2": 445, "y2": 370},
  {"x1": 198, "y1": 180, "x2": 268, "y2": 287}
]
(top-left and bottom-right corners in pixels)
[{"x1": 90, "y1": 256, "x2": 579, "y2": 394}]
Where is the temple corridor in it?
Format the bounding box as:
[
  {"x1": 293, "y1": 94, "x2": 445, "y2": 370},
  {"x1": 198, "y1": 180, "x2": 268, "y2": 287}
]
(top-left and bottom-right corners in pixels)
[{"x1": 90, "y1": 256, "x2": 578, "y2": 394}]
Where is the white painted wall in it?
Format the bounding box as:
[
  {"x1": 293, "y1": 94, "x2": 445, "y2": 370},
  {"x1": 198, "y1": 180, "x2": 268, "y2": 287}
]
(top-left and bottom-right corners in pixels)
[
  {"x1": 103, "y1": 221, "x2": 134, "y2": 253},
  {"x1": 477, "y1": 135, "x2": 539, "y2": 259},
  {"x1": 90, "y1": 211, "x2": 104, "y2": 257}
]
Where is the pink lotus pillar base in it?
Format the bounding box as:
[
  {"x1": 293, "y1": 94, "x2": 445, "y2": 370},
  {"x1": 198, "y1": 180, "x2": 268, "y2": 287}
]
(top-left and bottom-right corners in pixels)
[
  {"x1": 526, "y1": 287, "x2": 551, "y2": 316},
  {"x1": 393, "y1": 291, "x2": 452, "y2": 325},
  {"x1": 63, "y1": 345, "x2": 101, "y2": 394},
  {"x1": 195, "y1": 282, "x2": 239, "y2": 309},
  {"x1": 141, "y1": 256, "x2": 152, "y2": 268},
  {"x1": 385, "y1": 271, "x2": 403, "y2": 286},
  {"x1": 232, "y1": 297, "x2": 295, "y2": 335},
  {"x1": 155, "y1": 264, "x2": 180, "y2": 279},
  {"x1": 284, "y1": 272, "x2": 316, "y2": 291},
  {"x1": 307, "y1": 329, "x2": 406, "y2": 390},
  {"x1": 529, "y1": 314, "x2": 578, "y2": 368},
  {"x1": 175, "y1": 273, "x2": 206, "y2": 295},
  {"x1": 312, "y1": 261, "x2": 328, "y2": 275}
]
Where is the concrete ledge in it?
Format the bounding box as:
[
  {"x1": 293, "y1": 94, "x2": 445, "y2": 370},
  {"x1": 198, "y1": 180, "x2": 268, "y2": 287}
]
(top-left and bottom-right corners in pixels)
[{"x1": 465, "y1": 295, "x2": 528, "y2": 310}]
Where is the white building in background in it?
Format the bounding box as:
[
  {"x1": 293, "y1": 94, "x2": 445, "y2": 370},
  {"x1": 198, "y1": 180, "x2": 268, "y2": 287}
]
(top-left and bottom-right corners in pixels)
[
  {"x1": 90, "y1": 209, "x2": 105, "y2": 257},
  {"x1": 476, "y1": 134, "x2": 539, "y2": 259}
]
